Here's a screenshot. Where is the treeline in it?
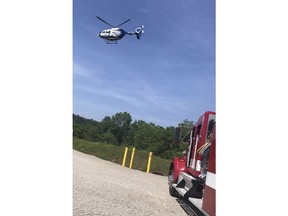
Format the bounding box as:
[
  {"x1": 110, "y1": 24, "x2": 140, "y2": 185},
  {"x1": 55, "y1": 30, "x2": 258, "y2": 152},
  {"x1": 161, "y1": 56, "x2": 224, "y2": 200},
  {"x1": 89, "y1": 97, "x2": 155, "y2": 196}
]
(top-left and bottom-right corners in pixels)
[{"x1": 73, "y1": 112, "x2": 193, "y2": 159}]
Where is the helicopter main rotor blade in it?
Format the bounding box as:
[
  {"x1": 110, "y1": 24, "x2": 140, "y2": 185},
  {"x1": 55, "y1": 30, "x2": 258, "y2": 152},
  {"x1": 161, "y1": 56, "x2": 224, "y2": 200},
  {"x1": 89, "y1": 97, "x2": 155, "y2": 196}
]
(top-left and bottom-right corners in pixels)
[
  {"x1": 116, "y1": 19, "x2": 131, "y2": 27},
  {"x1": 96, "y1": 16, "x2": 115, "y2": 28}
]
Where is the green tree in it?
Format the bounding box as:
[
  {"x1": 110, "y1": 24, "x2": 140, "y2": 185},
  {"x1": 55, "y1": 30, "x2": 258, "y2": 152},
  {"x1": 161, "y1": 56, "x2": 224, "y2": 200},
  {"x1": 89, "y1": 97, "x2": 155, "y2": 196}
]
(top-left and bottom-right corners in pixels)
[
  {"x1": 122, "y1": 124, "x2": 135, "y2": 147},
  {"x1": 72, "y1": 113, "x2": 195, "y2": 160},
  {"x1": 73, "y1": 124, "x2": 85, "y2": 139},
  {"x1": 177, "y1": 119, "x2": 193, "y2": 143},
  {"x1": 111, "y1": 112, "x2": 132, "y2": 145},
  {"x1": 102, "y1": 132, "x2": 117, "y2": 144},
  {"x1": 100, "y1": 116, "x2": 113, "y2": 133}
]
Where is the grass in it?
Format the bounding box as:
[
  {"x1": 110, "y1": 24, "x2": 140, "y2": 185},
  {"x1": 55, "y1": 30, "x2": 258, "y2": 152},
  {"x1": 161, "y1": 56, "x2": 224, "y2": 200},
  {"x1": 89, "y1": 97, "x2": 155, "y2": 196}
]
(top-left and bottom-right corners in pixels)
[{"x1": 73, "y1": 137, "x2": 172, "y2": 176}]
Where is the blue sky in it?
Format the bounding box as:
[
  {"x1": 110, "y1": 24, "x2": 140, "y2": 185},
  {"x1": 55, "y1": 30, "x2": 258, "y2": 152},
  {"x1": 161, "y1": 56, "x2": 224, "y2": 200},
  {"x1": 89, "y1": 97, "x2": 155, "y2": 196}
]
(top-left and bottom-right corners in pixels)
[{"x1": 73, "y1": 0, "x2": 215, "y2": 127}]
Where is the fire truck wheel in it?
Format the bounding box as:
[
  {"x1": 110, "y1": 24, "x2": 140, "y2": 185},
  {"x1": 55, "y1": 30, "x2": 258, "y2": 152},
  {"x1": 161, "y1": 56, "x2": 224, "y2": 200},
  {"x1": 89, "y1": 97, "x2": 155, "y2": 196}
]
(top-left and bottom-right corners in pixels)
[
  {"x1": 169, "y1": 185, "x2": 179, "y2": 197},
  {"x1": 168, "y1": 169, "x2": 180, "y2": 197}
]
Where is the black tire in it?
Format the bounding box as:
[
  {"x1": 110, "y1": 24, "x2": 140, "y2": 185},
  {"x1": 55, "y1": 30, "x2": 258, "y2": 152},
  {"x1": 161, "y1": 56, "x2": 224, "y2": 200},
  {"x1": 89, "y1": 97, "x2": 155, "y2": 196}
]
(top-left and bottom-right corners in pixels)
[
  {"x1": 168, "y1": 168, "x2": 180, "y2": 197},
  {"x1": 169, "y1": 185, "x2": 179, "y2": 197}
]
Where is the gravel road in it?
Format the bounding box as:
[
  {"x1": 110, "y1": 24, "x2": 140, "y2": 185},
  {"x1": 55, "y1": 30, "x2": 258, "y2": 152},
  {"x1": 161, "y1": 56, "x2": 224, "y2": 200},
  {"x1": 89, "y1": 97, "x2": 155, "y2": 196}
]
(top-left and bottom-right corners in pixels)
[{"x1": 73, "y1": 150, "x2": 187, "y2": 216}]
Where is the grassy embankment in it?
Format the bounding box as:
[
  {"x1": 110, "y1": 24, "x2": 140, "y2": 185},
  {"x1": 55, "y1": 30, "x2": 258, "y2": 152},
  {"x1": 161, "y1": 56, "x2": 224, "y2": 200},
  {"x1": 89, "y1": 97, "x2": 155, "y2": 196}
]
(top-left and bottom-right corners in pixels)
[{"x1": 73, "y1": 137, "x2": 172, "y2": 176}]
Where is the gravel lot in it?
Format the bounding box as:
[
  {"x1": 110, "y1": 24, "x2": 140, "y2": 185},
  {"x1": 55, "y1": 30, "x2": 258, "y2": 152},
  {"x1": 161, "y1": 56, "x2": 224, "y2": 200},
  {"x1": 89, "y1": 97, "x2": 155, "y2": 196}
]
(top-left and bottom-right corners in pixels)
[{"x1": 73, "y1": 150, "x2": 187, "y2": 216}]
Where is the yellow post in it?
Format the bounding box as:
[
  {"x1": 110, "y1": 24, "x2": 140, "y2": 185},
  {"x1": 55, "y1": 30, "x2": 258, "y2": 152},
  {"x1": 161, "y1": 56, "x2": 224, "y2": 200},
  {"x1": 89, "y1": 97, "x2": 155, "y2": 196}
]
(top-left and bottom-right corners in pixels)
[
  {"x1": 129, "y1": 147, "x2": 136, "y2": 169},
  {"x1": 122, "y1": 147, "x2": 128, "y2": 167},
  {"x1": 146, "y1": 152, "x2": 153, "y2": 173}
]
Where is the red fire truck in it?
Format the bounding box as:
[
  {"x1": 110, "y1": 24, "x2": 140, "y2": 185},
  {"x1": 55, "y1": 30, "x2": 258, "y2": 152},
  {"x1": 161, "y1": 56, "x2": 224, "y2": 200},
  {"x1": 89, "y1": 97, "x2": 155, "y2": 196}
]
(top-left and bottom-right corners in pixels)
[{"x1": 168, "y1": 111, "x2": 216, "y2": 216}]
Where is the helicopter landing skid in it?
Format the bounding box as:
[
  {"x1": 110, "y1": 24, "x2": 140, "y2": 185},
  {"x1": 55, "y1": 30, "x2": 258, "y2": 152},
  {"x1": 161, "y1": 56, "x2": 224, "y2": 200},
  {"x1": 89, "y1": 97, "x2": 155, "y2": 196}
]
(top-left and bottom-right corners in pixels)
[{"x1": 105, "y1": 40, "x2": 118, "y2": 44}]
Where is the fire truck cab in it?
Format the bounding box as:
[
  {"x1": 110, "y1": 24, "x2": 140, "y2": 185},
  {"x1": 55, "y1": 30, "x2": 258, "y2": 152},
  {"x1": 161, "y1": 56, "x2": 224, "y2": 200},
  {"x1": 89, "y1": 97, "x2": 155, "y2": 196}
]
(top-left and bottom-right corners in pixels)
[{"x1": 168, "y1": 111, "x2": 216, "y2": 216}]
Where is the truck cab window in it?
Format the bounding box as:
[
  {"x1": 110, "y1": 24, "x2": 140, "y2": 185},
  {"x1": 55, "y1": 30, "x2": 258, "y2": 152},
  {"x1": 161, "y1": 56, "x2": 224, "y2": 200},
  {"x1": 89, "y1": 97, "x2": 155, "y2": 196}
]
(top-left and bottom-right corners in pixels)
[{"x1": 206, "y1": 119, "x2": 215, "y2": 140}]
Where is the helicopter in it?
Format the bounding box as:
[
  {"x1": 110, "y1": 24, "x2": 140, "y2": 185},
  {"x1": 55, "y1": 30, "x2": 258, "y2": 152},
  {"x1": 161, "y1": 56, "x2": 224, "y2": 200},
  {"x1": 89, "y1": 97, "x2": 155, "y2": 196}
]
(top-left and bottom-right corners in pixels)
[{"x1": 96, "y1": 16, "x2": 144, "y2": 44}]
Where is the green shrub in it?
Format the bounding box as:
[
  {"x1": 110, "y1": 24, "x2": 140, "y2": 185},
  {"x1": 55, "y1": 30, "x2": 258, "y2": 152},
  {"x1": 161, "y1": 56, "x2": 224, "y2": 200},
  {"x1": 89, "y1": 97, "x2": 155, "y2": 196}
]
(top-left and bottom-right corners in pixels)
[{"x1": 73, "y1": 137, "x2": 172, "y2": 176}]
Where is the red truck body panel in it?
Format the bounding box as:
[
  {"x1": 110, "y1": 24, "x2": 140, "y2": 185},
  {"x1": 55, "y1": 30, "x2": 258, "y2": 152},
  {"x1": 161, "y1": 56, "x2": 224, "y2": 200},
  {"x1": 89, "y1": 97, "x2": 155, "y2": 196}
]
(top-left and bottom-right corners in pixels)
[
  {"x1": 169, "y1": 111, "x2": 216, "y2": 216},
  {"x1": 186, "y1": 111, "x2": 215, "y2": 179},
  {"x1": 202, "y1": 123, "x2": 216, "y2": 215}
]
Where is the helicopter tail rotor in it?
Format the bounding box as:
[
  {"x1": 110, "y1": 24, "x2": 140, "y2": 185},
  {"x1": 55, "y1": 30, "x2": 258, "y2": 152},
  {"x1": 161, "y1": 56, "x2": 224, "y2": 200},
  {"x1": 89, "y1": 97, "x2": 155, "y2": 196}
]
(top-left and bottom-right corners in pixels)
[{"x1": 134, "y1": 25, "x2": 144, "y2": 39}]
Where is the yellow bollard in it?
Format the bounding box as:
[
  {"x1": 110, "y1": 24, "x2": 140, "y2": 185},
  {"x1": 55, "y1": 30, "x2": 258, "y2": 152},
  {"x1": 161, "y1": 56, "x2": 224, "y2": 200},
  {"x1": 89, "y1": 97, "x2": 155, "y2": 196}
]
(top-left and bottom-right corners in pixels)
[
  {"x1": 146, "y1": 152, "x2": 153, "y2": 173},
  {"x1": 129, "y1": 147, "x2": 136, "y2": 169},
  {"x1": 122, "y1": 147, "x2": 128, "y2": 167}
]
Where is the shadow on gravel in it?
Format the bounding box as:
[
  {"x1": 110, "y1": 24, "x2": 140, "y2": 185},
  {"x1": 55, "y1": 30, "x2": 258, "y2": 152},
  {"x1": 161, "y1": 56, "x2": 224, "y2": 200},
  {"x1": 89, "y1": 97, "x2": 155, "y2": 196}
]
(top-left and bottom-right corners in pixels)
[{"x1": 151, "y1": 172, "x2": 164, "y2": 176}]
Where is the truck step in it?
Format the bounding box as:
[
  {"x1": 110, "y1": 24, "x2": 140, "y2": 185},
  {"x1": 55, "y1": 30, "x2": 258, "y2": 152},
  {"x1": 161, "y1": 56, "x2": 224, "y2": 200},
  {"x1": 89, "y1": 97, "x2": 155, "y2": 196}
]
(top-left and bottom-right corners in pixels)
[
  {"x1": 171, "y1": 183, "x2": 189, "y2": 197},
  {"x1": 188, "y1": 197, "x2": 203, "y2": 211},
  {"x1": 188, "y1": 197, "x2": 209, "y2": 216},
  {"x1": 173, "y1": 172, "x2": 203, "y2": 199},
  {"x1": 179, "y1": 172, "x2": 196, "y2": 191},
  {"x1": 176, "y1": 187, "x2": 188, "y2": 197},
  {"x1": 179, "y1": 172, "x2": 197, "y2": 180}
]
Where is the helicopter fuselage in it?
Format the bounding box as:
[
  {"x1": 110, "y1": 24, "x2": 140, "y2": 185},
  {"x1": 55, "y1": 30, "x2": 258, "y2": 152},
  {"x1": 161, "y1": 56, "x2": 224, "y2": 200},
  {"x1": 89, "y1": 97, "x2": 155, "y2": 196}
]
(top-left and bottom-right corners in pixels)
[
  {"x1": 96, "y1": 16, "x2": 143, "y2": 44},
  {"x1": 98, "y1": 28, "x2": 126, "y2": 41}
]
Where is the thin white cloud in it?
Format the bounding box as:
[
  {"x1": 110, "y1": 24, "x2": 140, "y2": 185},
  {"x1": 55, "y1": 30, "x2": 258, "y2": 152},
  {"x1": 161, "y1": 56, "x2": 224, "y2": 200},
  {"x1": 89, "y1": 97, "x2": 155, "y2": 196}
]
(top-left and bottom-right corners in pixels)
[
  {"x1": 74, "y1": 20, "x2": 99, "y2": 34},
  {"x1": 75, "y1": 79, "x2": 185, "y2": 116},
  {"x1": 78, "y1": 85, "x2": 142, "y2": 107},
  {"x1": 73, "y1": 62, "x2": 90, "y2": 77},
  {"x1": 73, "y1": 62, "x2": 103, "y2": 83},
  {"x1": 74, "y1": 99, "x2": 118, "y2": 113}
]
